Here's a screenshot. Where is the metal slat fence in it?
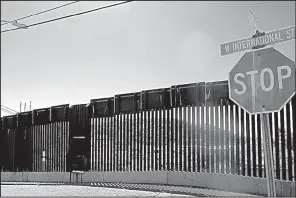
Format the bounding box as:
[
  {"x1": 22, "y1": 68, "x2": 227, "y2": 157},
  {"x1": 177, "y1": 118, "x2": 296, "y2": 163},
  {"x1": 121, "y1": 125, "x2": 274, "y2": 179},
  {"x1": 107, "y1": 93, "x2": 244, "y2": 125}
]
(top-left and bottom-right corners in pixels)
[{"x1": 1, "y1": 81, "x2": 295, "y2": 182}]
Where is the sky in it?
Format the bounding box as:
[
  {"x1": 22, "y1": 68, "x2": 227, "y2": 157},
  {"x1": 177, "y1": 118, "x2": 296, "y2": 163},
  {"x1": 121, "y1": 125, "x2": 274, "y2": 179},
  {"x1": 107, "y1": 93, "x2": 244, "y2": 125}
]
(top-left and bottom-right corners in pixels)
[{"x1": 1, "y1": 1, "x2": 295, "y2": 116}]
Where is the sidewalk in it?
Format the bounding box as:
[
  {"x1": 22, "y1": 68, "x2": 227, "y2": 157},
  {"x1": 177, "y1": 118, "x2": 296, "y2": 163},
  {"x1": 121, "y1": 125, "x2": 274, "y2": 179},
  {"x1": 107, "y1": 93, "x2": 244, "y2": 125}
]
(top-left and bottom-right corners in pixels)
[{"x1": 1, "y1": 182, "x2": 263, "y2": 197}]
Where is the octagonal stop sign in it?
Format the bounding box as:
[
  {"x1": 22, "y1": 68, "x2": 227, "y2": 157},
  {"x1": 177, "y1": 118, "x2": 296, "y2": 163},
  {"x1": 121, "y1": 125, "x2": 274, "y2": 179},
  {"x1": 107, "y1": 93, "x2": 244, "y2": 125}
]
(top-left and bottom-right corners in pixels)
[{"x1": 229, "y1": 47, "x2": 295, "y2": 114}]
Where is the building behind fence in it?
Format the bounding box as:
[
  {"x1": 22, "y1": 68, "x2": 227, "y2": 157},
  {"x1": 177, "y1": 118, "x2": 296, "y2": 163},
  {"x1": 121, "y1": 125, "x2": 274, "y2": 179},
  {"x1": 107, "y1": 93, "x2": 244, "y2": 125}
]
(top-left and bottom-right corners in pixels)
[{"x1": 1, "y1": 80, "x2": 295, "y2": 182}]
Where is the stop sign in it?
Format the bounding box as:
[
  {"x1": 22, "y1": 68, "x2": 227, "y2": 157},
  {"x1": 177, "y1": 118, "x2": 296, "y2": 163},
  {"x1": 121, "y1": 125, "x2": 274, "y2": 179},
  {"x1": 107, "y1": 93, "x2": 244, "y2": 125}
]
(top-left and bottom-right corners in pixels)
[{"x1": 229, "y1": 47, "x2": 295, "y2": 114}]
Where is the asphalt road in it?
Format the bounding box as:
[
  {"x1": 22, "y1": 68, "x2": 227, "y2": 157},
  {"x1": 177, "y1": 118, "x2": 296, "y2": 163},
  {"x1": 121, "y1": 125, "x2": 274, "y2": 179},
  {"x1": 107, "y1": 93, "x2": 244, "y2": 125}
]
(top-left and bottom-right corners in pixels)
[{"x1": 1, "y1": 185, "x2": 194, "y2": 197}]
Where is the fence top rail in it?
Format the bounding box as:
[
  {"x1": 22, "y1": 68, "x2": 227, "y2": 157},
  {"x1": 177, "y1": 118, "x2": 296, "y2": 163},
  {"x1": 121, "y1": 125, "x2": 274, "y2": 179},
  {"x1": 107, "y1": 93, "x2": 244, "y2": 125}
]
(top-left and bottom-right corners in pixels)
[
  {"x1": 50, "y1": 104, "x2": 69, "y2": 109},
  {"x1": 115, "y1": 92, "x2": 141, "y2": 98},
  {"x1": 33, "y1": 107, "x2": 50, "y2": 112},
  {"x1": 91, "y1": 97, "x2": 114, "y2": 103},
  {"x1": 1, "y1": 80, "x2": 241, "y2": 120},
  {"x1": 69, "y1": 104, "x2": 88, "y2": 108},
  {"x1": 19, "y1": 111, "x2": 31, "y2": 115}
]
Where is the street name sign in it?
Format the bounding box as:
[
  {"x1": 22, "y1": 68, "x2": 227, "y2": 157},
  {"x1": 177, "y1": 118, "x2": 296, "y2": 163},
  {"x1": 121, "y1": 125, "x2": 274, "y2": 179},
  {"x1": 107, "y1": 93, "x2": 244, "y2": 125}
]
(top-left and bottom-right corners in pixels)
[
  {"x1": 220, "y1": 26, "x2": 295, "y2": 56},
  {"x1": 228, "y1": 47, "x2": 295, "y2": 114}
]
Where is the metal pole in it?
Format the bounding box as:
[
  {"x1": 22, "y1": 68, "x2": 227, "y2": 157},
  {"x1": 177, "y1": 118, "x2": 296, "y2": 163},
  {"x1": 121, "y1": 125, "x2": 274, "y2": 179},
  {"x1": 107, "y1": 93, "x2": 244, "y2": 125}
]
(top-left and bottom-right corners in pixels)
[
  {"x1": 0, "y1": 163, "x2": 1, "y2": 197},
  {"x1": 20, "y1": 102, "x2": 22, "y2": 113},
  {"x1": 251, "y1": 31, "x2": 274, "y2": 196},
  {"x1": 0, "y1": 151, "x2": 1, "y2": 197},
  {"x1": 260, "y1": 109, "x2": 276, "y2": 197}
]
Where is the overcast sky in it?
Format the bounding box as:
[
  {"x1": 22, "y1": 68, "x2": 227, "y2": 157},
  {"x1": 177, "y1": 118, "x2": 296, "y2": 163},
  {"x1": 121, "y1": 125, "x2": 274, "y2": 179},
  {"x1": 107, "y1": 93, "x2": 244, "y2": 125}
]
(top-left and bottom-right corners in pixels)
[{"x1": 1, "y1": 1, "x2": 295, "y2": 116}]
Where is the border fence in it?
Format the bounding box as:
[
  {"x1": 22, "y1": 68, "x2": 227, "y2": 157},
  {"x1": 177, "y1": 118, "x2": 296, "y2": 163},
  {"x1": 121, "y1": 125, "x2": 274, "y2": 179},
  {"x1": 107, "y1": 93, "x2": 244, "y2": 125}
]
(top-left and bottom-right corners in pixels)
[{"x1": 1, "y1": 80, "x2": 295, "y2": 182}]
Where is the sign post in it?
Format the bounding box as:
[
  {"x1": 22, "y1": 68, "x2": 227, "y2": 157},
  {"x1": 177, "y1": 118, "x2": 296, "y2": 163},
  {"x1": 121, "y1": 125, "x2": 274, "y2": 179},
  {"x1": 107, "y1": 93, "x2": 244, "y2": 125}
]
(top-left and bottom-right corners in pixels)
[
  {"x1": 224, "y1": 25, "x2": 295, "y2": 197},
  {"x1": 261, "y1": 109, "x2": 276, "y2": 197},
  {"x1": 0, "y1": 161, "x2": 1, "y2": 197}
]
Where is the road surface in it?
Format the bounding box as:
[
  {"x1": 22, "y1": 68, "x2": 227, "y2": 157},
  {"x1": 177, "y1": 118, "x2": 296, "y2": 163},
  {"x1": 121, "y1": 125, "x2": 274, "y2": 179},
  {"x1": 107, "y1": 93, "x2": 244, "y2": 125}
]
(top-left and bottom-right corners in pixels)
[
  {"x1": 1, "y1": 185, "x2": 193, "y2": 197},
  {"x1": 1, "y1": 182, "x2": 260, "y2": 197}
]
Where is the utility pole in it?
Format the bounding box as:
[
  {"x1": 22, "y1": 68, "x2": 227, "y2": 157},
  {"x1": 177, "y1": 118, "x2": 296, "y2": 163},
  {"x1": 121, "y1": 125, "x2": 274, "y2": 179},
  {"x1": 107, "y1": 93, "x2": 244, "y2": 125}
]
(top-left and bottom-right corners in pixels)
[{"x1": 20, "y1": 101, "x2": 32, "y2": 112}]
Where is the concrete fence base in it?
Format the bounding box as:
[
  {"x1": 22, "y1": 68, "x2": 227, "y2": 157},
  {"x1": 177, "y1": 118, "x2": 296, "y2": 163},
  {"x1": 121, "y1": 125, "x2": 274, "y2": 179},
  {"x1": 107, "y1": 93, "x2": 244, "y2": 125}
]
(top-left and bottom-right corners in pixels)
[{"x1": 1, "y1": 171, "x2": 295, "y2": 197}]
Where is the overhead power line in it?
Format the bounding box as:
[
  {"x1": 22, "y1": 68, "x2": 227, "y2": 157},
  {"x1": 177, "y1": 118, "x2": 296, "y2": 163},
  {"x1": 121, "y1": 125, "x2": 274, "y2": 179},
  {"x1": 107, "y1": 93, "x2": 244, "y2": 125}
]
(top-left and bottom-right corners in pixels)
[
  {"x1": 1, "y1": 1, "x2": 134, "y2": 34},
  {"x1": 1, "y1": 1, "x2": 80, "y2": 26},
  {"x1": 1, "y1": 108, "x2": 16, "y2": 115},
  {"x1": 1, "y1": 109, "x2": 13, "y2": 114},
  {"x1": 1, "y1": 105, "x2": 19, "y2": 113}
]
